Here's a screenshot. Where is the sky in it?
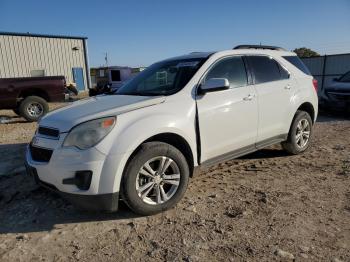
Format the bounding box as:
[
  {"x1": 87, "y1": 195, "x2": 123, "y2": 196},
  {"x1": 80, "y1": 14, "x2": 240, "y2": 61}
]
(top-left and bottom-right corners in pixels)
[{"x1": 1, "y1": 0, "x2": 350, "y2": 67}]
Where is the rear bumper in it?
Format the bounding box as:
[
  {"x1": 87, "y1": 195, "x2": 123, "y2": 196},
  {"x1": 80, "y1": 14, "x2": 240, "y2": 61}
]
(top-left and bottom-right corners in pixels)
[{"x1": 25, "y1": 159, "x2": 119, "y2": 212}]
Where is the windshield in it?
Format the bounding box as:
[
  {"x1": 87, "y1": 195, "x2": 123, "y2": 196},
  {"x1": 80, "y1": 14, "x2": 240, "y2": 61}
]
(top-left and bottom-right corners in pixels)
[{"x1": 116, "y1": 58, "x2": 205, "y2": 96}]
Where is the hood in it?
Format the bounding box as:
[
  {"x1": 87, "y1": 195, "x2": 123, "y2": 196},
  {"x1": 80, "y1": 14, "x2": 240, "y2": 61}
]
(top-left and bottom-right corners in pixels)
[{"x1": 40, "y1": 95, "x2": 165, "y2": 132}]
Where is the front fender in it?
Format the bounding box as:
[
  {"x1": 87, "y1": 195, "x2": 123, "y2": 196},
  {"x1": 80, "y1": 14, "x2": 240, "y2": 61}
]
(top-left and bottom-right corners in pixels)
[
  {"x1": 95, "y1": 105, "x2": 198, "y2": 193},
  {"x1": 110, "y1": 114, "x2": 197, "y2": 161}
]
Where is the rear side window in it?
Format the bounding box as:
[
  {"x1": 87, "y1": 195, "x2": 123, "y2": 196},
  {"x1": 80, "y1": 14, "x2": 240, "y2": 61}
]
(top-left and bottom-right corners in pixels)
[
  {"x1": 247, "y1": 56, "x2": 281, "y2": 84},
  {"x1": 282, "y1": 56, "x2": 311, "y2": 75},
  {"x1": 205, "y1": 56, "x2": 248, "y2": 88}
]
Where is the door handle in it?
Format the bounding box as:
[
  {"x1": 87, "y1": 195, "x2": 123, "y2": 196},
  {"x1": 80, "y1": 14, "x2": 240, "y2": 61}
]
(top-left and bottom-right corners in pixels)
[
  {"x1": 243, "y1": 94, "x2": 254, "y2": 101},
  {"x1": 285, "y1": 84, "x2": 291, "y2": 90}
]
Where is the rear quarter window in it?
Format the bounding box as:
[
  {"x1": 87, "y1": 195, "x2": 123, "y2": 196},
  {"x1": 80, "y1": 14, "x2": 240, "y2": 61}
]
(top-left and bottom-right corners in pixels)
[{"x1": 282, "y1": 56, "x2": 311, "y2": 76}]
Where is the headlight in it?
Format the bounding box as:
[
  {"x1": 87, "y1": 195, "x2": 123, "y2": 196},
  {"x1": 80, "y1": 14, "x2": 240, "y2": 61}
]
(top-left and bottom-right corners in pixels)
[{"x1": 63, "y1": 117, "x2": 116, "y2": 149}]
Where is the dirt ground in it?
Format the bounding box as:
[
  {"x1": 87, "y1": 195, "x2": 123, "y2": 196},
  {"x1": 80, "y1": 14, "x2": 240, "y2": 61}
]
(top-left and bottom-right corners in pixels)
[{"x1": 0, "y1": 104, "x2": 349, "y2": 262}]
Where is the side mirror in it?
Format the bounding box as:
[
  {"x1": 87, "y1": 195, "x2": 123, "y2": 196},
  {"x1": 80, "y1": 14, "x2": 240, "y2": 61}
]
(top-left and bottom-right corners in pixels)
[
  {"x1": 333, "y1": 77, "x2": 339, "y2": 82},
  {"x1": 200, "y1": 78, "x2": 230, "y2": 94}
]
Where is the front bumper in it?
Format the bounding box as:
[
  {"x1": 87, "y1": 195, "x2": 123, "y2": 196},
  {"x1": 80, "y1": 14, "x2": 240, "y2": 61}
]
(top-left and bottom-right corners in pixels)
[
  {"x1": 25, "y1": 162, "x2": 119, "y2": 212},
  {"x1": 25, "y1": 134, "x2": 127, "y2": 212}
]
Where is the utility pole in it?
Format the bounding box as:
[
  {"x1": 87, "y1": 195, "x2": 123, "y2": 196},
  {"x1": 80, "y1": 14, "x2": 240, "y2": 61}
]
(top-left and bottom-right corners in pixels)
[{"x1": 104, "y1": 52, "x2": 109, "y2": 68}]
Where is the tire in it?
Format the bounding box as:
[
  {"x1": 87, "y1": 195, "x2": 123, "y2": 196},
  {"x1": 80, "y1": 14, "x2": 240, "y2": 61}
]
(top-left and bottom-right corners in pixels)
[
  {"x1": 282, "y1": 110, "x2": 313, "y2": 155},
  {"x1": 19, "y1": 96, "x2": 49, "y2": 122},
  {"x1": 121, "y1": 142, "x2": 190, "y2": 215}
]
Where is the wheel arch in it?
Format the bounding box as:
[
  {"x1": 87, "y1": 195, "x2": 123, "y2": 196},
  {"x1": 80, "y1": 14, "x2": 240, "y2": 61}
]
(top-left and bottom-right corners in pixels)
[
  {"x1": 297, "y1": 102, "x2": 315, "y2": 123},
  {"x1": 126, "y1": 132, "x2": 195, "y2": 178},
  {"x1": 18, "y1": 89, "x2": 50, "y2": 103},
  {"x1": 284, "y1": 101, "x2": 316, "y2": 139}
]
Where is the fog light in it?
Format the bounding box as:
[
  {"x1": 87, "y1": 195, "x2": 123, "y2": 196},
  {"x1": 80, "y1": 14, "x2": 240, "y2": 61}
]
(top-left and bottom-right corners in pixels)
[{"x1": 63, "y1": 171, "x2": 92, "y2": 190}]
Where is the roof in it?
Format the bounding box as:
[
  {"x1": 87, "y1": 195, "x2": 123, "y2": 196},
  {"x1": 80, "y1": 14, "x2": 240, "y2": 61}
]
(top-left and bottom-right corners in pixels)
[
  {"x1": 0, "y1": 31, "x2": 87, "y2": 40},
  {"x1": 215, "y1": 48, "x2": 295, "y2": 56},
  {"x1": 233, "y1": 44, "x2": 286, "y2": 51},
  {"x1": 164, "y1": 48, "x2": 295, "y2": 63}
]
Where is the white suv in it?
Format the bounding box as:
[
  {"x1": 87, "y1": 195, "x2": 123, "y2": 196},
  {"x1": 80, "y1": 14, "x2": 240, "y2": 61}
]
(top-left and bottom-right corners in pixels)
[{"x1": 26, "y1": 45, "x2": 318, "y2": 215}]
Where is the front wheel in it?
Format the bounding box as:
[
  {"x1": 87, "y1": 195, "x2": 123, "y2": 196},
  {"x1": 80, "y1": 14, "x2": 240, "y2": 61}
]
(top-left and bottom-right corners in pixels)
[
  {"x1": 282, "y1": 110, "x2": 313, "y2": 155},
  {"x1": 121, "y1": 142, "x2": 190, "y2": 215}
]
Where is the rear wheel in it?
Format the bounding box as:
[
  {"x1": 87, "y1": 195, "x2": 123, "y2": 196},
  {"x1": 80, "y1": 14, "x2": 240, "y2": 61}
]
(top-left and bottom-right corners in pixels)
[
  {"x1": 121, "y1": 142, "x2": 190, "y2": 215},
  {"x1": 282, "y1": 110, "x2": 313, "y2": 155},
  {"x1": 19, "y1": 96, "x2": 49, "y2": 122}
]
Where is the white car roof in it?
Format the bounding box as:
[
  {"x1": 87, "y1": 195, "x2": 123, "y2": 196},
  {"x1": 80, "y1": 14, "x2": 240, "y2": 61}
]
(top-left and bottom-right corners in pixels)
[
  {"x1": 166, "y1": 48, "x2": 296, "y2": 62},
  {"x1": 214, "y1": 48, "x2": 296, "y2": 57}
]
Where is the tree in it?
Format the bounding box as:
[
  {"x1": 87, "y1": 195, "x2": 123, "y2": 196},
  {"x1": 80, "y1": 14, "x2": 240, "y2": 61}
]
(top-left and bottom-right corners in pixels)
[{"x1": 293, "y1": 47, "x2": 320, "y2": 58}]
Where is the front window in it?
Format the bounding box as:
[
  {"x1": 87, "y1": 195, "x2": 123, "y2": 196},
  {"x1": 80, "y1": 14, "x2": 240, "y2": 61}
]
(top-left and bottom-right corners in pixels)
[
  {"x1": 116, "y1": 58, "x2": 205, "y2": 96},
  {"x1": 204, "y1": 56, "x2": 248, "y2": 88}
]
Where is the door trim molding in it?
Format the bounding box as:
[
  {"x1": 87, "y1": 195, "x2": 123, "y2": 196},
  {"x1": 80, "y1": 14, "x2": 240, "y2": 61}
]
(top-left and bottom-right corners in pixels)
[
  {"x1": 200, "y1": 144, "x2": 256, "y2": 168},
  {"x1": 255, "y1": 134, "x2": 288, "y2": 149},
  {"x1": 199, "y1": 134, "x2": 287, "y2": 168}
]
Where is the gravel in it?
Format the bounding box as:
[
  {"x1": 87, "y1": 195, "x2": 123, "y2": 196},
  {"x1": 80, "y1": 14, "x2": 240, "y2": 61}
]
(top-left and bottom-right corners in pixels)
[{"x1": 0, "y1": 105, "x2": 349, "y2": 261}]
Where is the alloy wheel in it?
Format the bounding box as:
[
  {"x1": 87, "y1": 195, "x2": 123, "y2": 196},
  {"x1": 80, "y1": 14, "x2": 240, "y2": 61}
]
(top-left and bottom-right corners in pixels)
[
  {"x1": 27, "y1": 102, "x2": 44, "y2": 117},
  {"x1": 136, "y1": 156, "x2": 181, "y2": 205},
  {"x1": 295, "y1": 118, "x2": 311, "y2": 148}
]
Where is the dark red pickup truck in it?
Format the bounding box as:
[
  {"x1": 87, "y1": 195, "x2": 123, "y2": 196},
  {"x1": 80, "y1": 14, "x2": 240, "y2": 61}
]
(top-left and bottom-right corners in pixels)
[{"x1": 0, "y1": 76, "x2": 75, "y2": 121}]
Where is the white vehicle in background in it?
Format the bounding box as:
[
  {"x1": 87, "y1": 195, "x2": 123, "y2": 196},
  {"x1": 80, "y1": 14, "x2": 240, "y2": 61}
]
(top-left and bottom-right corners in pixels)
[
  {"x1": 26, "y1": 45, "x2": 318, "y2": 215},
  {"x1": 89, "y1": 67, "x2": 144, "y2": 96}
]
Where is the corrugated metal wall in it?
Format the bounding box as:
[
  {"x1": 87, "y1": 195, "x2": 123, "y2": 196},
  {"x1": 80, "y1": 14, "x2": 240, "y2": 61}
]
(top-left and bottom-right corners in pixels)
[
  {"x1": 0, "y1": 34, "x2": 87, "y2": 89},
  {"x1": 302, "y1": 54, "x2": 350, "y2": 97}
]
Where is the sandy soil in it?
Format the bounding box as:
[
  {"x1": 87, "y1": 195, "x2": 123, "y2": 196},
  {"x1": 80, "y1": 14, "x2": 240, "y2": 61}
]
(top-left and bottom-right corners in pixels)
[{"x1": 0, "y1": 105, "x2": 349, "y2": 262}]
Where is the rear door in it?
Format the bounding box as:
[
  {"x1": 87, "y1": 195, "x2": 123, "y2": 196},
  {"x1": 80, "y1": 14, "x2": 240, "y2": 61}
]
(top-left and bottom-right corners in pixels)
[
  {"x1": 196, "y1": 56, "x2": 258, "y2": 163},
  {"x1": 246, "y1": 55, "x2": 294, "y2": 144}
]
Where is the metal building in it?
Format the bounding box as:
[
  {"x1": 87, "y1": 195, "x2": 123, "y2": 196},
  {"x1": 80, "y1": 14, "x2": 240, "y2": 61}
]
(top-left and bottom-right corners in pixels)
[{"x1": 0, "y1": 32, "x2": 90, "y2": 91}]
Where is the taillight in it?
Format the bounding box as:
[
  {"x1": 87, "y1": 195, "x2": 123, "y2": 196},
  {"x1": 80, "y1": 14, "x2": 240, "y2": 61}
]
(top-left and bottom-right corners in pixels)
[{"x1": 312, "y1": 79, "x2": 318, "y2": 93}]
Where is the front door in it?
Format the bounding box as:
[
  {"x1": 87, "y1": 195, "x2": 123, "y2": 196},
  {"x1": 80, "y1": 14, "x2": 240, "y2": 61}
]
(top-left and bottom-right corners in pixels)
[
  {"x1": 196, "y1": 56, "x2": 258, "y2": 163},
  {"x1": 72, "y1": 67, "x2": 85, "y2": 91}
]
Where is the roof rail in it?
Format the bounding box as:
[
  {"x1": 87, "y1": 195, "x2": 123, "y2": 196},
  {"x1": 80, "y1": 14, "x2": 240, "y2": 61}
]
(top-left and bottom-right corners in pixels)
[{"x1": 233, "y1": 45, "x2": 286, "y2": 51}]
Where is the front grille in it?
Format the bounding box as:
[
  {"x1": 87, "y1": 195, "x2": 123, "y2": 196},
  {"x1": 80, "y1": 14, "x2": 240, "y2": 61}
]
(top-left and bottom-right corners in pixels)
[
  {"x1": 38, "y1": 126, "x2": 60, "y2": 138},
  {"x1": 29, "y1": 144, "x2": 53, "y2": 162}
]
